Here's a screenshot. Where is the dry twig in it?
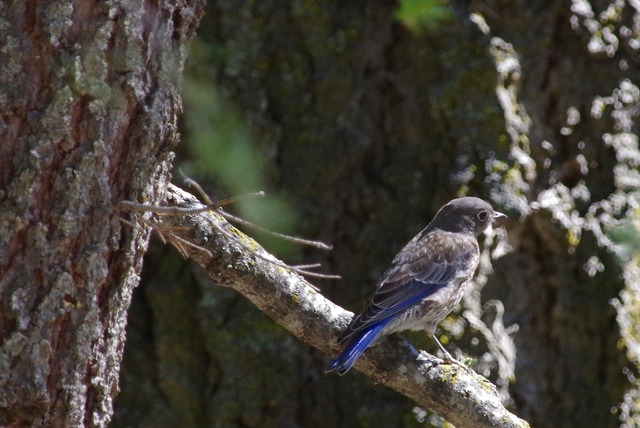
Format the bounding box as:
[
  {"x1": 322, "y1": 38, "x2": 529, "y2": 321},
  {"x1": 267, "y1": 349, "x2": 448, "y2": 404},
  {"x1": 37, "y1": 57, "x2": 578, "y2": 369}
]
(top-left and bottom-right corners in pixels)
[{"x1": 117, "y1": 184, "x2": 339, "y2": 282}]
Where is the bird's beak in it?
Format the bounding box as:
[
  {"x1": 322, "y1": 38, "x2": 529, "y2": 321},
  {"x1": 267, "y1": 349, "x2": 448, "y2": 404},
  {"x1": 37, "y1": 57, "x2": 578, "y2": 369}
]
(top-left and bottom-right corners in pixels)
[{"x1": 493, "y1": 211, "x2": 507, "y2": 222}]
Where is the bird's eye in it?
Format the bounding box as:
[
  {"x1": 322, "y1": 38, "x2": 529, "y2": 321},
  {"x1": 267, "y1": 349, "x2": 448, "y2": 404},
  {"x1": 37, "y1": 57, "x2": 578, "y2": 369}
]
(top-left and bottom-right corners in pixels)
[{"x1": 477, "y1": 211, "x2": 488, "y2": 222}]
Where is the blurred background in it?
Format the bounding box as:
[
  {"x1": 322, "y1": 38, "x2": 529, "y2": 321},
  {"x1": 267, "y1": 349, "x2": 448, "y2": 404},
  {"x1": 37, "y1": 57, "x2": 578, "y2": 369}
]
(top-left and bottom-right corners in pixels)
[{"x1": 112, "y1": 1, "x2": 640, "y2": 427}]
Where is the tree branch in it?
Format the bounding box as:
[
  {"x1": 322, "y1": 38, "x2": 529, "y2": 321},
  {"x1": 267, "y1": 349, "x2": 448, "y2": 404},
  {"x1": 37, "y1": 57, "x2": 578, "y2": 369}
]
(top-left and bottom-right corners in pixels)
[{"x1": 147, "y1": 184, "x2": 529, "y2": 428}]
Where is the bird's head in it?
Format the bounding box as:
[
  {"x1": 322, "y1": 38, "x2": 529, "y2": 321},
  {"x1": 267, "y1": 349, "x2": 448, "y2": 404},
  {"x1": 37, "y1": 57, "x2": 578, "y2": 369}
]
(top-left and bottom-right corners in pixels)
[{"x1": 431, "y1": 197, "x2": 506, "y2": 236}]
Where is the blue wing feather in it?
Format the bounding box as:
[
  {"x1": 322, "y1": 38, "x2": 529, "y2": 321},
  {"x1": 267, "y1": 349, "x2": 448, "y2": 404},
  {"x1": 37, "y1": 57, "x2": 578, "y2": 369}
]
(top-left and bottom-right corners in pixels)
[
  {"x1": 326, "y1": 319, "x2": 391, "y2": 374},
  {"x1": 339, "y1": 279, "x2": 448, "y2": 345}
]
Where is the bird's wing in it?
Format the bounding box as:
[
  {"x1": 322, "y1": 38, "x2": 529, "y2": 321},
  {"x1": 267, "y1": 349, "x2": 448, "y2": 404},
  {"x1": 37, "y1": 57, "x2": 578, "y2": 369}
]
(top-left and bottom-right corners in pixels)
[{"x1": 339, "y1": 230, "x2": 478, "y2": 344}]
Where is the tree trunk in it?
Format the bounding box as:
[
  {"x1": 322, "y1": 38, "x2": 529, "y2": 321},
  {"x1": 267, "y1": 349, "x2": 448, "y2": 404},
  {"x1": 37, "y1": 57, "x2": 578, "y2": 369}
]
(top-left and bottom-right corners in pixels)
[
  {"x1": 470, "y1": 2, "x2": 638, "y2": 426},
  {"x1": 0, "y1": 0, "x2": 204, "y2": 425}
]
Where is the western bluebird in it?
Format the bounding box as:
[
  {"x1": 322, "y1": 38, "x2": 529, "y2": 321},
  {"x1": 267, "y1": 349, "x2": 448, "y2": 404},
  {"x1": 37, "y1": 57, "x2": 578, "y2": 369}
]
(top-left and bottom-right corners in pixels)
[{"x1": 326, "y1": 197, "x2": 506, "y2": 375}]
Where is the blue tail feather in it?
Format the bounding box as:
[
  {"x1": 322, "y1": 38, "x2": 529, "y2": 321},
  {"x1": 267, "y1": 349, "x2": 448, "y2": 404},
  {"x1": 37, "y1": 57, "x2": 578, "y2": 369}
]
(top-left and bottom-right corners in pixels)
[{"x1": 326, "y1": 320, "x2": 390, "y2": 375}]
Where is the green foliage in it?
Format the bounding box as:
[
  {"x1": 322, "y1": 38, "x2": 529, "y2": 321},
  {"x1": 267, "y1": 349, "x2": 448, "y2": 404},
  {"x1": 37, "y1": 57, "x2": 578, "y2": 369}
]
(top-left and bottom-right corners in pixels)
[
  {"x1": 180, "y1": 41, "x2": 297, "y2": 254},
  {"x1": 394, "y1": 0, "x2": 452, "y2": 34}
]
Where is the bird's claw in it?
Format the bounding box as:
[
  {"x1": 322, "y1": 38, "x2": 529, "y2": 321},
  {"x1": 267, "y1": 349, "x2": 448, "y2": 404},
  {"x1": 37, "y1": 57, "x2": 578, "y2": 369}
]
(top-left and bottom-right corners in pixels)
[{"x1": 438, "y1": 355, "x2": 469, "y2": 370}]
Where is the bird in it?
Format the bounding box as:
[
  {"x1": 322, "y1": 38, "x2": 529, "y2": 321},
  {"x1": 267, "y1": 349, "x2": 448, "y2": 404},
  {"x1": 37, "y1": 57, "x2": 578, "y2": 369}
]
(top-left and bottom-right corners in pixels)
[{"x1": 326, "y1": 197, "x2": 506, "y2": 375}]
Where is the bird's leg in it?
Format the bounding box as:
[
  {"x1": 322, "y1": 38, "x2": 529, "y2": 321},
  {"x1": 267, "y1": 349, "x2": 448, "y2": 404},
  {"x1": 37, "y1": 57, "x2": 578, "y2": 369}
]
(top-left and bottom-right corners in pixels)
[{"x1": 430, "y1": 334, "x2": 467, "y2": 369}]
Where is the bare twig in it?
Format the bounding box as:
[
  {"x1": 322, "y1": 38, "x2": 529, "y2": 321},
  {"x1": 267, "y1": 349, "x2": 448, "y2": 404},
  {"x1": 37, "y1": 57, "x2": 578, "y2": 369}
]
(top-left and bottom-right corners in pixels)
[
  {"x1": 117, "y1": 185, "x2": 339, "y2": 283},
  {"x1": 180, "y1": 172, "x2": 333, "y2": 251},
  {"x1": 120, "y1": 213, "x2": 212, "y2": 259},
  {"x1": 181, "y1": 172, "x2": 214, "y2": 204},
  {"x1": 201, "y1": 214, "x2": 338, "y2": 284},
  {"x1": 118, "y1": 200, "x2": 235, "y2": 216},
  {"x1": 220, "y1": 211, "x2": 333, "y2": 250}
]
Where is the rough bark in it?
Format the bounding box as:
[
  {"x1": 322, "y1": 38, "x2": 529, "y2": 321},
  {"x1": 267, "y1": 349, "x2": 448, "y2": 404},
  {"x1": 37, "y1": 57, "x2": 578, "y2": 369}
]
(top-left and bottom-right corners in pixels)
[{"x1": 0, "y1": 0, "x2": 204, "y2": 425}]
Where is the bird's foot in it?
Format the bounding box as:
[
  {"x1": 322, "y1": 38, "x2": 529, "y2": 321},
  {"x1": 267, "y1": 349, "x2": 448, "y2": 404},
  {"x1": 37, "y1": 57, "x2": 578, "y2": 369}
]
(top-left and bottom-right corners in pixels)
[
  {"x1": 439, "y1": 355, "x2": 468, "y2": 369},
  {"x1": 438, "y1": 352, "x2": 477, "y2": 371}
]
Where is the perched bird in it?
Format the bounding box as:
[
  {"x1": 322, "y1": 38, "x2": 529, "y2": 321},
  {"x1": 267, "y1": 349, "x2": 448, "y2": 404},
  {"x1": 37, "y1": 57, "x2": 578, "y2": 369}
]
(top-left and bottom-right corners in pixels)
[{"x1": 326, "y1": 197, "x2": 506, "y2": 375}]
